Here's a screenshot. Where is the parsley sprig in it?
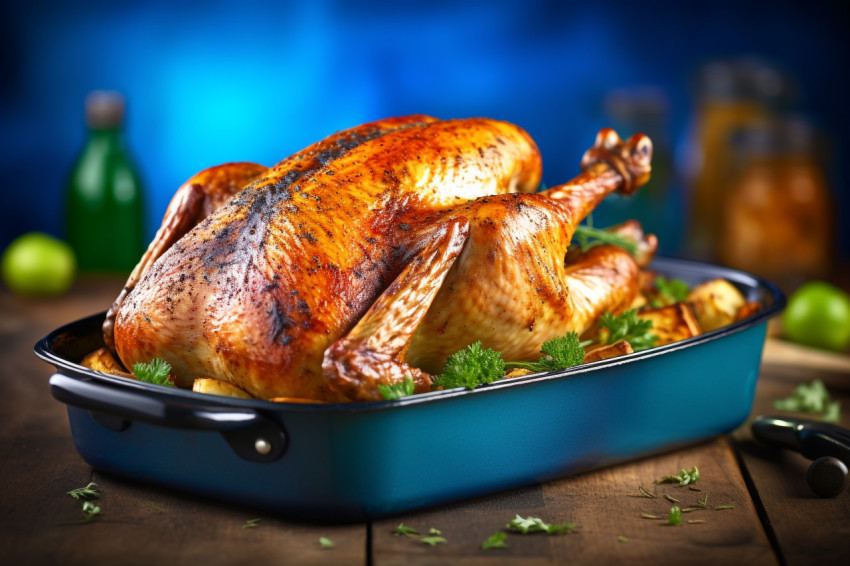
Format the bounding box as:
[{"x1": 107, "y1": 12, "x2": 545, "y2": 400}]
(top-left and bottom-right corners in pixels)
[
  {"x1": 378, "y1": 376, "x2": 415, "y2": 400},
  {"x1": 599, "y1": 309, "x2": 657, "y2": 352},
  {"x1": 433, "y1": 341, "x2": 505, "y2": 390},
  {"x1": 133, "y1": 358, "x2": 175, "y2": 387},
  {"x1": 504, "y1": 333, "x2": 586, "y2": 373},
  {"x1": 651, "y1": 277, "x2": 691, "y2": 307}
]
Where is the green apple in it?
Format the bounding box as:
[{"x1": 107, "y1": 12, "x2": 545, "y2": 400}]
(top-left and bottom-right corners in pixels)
[{"x1": 1, "y1": 232, "x2": 76, "y2": 296}]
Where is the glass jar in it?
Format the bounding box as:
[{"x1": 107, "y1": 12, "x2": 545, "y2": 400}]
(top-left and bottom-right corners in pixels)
[{"x1": 718, "y1": 118, "x2": 832, "y2": 291}]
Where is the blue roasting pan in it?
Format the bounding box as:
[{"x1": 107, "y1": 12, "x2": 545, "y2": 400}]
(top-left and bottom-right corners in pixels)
[{"x1": 34, "y1": 257, "x2": 784, "y2": 522}]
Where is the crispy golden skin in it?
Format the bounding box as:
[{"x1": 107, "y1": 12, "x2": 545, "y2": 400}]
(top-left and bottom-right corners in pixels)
[{"x1": 111, "y1": 117, "x2": 653, "y2": 402}]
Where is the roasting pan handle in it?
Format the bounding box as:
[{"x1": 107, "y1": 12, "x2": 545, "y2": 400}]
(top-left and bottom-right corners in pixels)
[{"x1": 49, "y1": 373, "x2": 287, "y2": 463}]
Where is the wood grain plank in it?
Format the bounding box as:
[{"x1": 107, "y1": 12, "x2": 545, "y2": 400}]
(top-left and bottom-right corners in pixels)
[
  {"x1": 0, "y1": 282, "x2": 367, "y2": 566},
  {"x1": 731, "y1": 357, "x2": 850, "y2": 566},
  {"x1": 371, "y1": 437, "x2": 776, "y2": 566}
]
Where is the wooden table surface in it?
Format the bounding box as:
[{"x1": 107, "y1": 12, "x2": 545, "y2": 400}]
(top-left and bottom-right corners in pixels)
[{"x1": 2, "y1": 277, "x2": 849, "y2": 565}]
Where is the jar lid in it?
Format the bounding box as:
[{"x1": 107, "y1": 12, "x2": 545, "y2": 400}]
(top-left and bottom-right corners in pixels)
[
  {"x1": 694, "y1": 58, "x2": 795, "y2": 106},
  {"x1": 85, "y1": 91, "x2": 125, "y2": 129}
]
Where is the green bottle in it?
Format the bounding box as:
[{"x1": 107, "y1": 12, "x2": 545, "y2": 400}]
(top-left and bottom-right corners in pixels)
[{"x1": 66, "y1": 91, "x2": 145, "y2": 273}]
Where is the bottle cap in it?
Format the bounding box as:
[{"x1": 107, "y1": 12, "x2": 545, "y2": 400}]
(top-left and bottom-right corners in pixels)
[{"x1": 85, "y1": 91, "x2": 125, "y2": 129}]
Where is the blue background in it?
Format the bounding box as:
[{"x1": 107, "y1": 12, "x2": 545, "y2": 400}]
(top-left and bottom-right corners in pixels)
[{"x1": 3, "y1": 0, "x2": 848, "y2": 263}]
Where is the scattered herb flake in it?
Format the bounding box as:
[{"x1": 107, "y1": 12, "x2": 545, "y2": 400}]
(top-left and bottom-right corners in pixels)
[
  {"x1": 664, "y1": 493, "x2": 680, "y2": 503},
  {"x1": 715, "y1": 504, "x2": 735, "y2": 511},
  {"x1": 482, "y1": 531, "x2": 508, "y2": 550},
  {"x1": 668, "y1": 506, "x2": 682, "y2": 526},
  {"x1": 318, "y1": 536, "x2": 334, "y2": 548},
  {"x1": 687, "y1": 519, "x2": 705, "y2": 525},
  {"x1": 617, "y1": 535, "x2": 628, "y2": 543},
  {"x1": 773, "y1": 379, "x2": 841, "y2": 422},
  {"x1": 641, "y1": 513, "x2": 662, "y2": 520},
  {"x1": 393, "y1": 523, "x2": 420, "y2": 537},
  {"x1": 506, "y1": 515, "x2": 575, "y2": 534},
  {"x1": 428, "y1": 528, "x2": 442, "y2": 536},
  {"x1": 241, "y1": 518, "x2": 261, "y2": 529},
  {"x1": 657, "y1": 465, "x2": 700, "y2": 486},
  {"x1": 698, "y1": 492, "x2": 708, "y2": 509},
  {"x1": 420, "y1": 536, "x2": 447, "y2": 546},
  {"x1": 66, "y1": 482, "x2": 99, "y2": 500}
]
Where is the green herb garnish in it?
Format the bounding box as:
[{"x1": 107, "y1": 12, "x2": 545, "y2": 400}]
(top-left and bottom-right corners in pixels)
[
  {"x1": 505, "y1": 333, "x2": 586, "y2": 373},
  {"x1": 393, "y1": 523, "x2": 420, "y2": 537},
  {"x1": 133, "y1": 358, "x2": 175, "y2": 387},
  {"x1": 506, "y1": 515, "x2": 575, "y2": 535},
  {"x1": 773, "y1": 379, "x2": 841, "y2": 422},
  {"x1": 318, "y1": 536, "x2": 334, "y2": 548},
  {"x1": 482, "y1": 531, "x2": 508, "y2": 550},
  {"x1": 378, "y1": 376, "x2": 415, "y2": 400},
  {"x1": 420, "y1": 536, "x2": 447, "y2": 546},
  {"x1": 67, "y1": 482, "x2": 99, "y2": 500},
  {"x1": 667, "y1": 506, "x2": 682, "y2": 526},
  {"x1": 241, "y1": 518, "x2": 261, "y2": 529},
  {"x1": 651, "y1": 277, "x2": 691, "y2": 307},
  {"x1": 658, "y1": 466, "x2": 700, "y2": 486},
  {"x1": 617, "y1": 535, "x2": 628, "y2": 543},
  {"x1": 599, "y1": 309, "x2": 657, "y2": 351},
  {"x1": 433, "y1": 341, "x2": 505, "y2": 390},
  {"x1": 715, "y1": 504, "x2": 735, "y2": 510},
  {"x1": 572, "y1": 216, "x2": 639, "y2": 256}
]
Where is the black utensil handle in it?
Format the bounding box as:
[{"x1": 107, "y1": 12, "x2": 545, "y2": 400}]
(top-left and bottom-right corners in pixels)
[{"x1": 49, "y1": 373, "x2": 287, "y2": 462}]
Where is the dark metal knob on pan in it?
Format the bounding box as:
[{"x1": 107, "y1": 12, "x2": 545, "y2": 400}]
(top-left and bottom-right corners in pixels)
[{"x1": 751, "y1": 416, "x2": 850, "y2": 498}]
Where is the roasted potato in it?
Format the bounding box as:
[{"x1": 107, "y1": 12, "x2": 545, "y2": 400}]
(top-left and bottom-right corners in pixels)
[
  {"x1": 192, "y1": 378, "x2": 253, "y2": 399},
  {"x1": 80, "y1": 348, "x2": 134, "y2": 378},
  {"x1": 686, "y1": 278, "x2": 747, "y2": 332},
  {"x1": 583, "y1": 340, "x2": 634, "y2": 363},
  {"x1": 636, "y1": 303, "x2": 702, "y2": 346}
]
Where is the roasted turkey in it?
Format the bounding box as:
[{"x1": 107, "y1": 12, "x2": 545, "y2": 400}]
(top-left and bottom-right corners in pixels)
[{"x1": 104, "y1": 115, "x2": 655, "y2": 402}]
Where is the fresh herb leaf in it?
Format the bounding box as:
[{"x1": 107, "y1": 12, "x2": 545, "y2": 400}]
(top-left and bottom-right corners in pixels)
[
  {"x1": 506, "y1": 515, "x2": 575, "y2": 535},
  {"x1": 133, "y1": 358, "x2": 175, "y2": 387},
  {"x1": 241, "y1": 518, "x2": 261, "y2": 529},
  {"x1": 378, "y1": 376, "x2": 415, "y2": 400},
  {"x1": 667, "y1": 506, "x2": 682, "y2": 526},
  {"x1": 774, "y1": 379, "x2": 841, "y2": 422},
  {"x1": 657, "y1": 466, "x2": 700, "y2": 486},
  {"x1": 428, "y1": 528, "x2": 442, "y2": 536},
  {"x1": 433, "y1": 341, "x2": 505, "y2": 390},
  {"x1": 505, "y1": 333, "x2": 585, "y2": 373},
  {"x1": 599, "y1": 310, "x2": 657, "y2": 351},
  {"x1": 420, "y1": 536, "x2": 447, "y2": 546},
  {"x1": 715, "y1": 504, "x2": 735, "y2": 510},
  {"x1": 318, "y1": 536, "x2": 334, "y2": 548},
  {"x1": 393, "y1": 523, "x2": 420, "y2": 537},
  {"x1": 67, "y1": 482, "x2": 99, "y2": 500},
  {"x1": 651, "y1": 277, "x2": 691, "y2": 307},
  {"x1": 482, "y1": 531, "x2": 508, "y2": 550},
  {"x1": 617, "y1": 535, "x2": 628, "y2": 543},
  {"x1": 573, "y1": 222, "x2": 639, "y2": 256}
]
